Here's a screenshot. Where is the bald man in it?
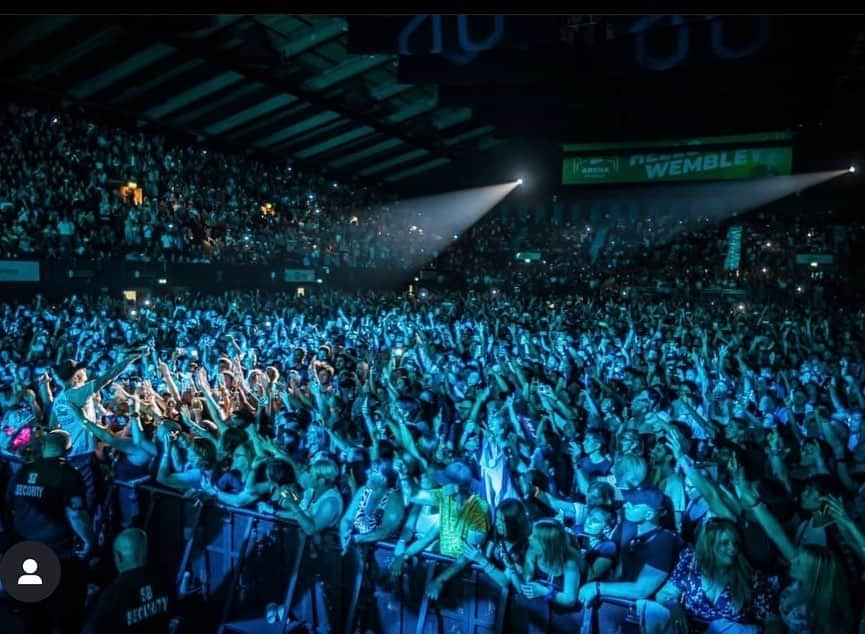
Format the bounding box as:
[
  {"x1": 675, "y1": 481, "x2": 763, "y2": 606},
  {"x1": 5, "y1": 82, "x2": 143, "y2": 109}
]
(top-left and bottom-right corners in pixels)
[{"x1": 83, "y1": 528, "x2": 173, "y2": 634}]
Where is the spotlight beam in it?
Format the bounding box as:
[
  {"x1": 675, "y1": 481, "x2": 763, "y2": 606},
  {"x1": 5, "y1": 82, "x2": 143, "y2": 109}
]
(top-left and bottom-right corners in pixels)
[
  {"x1": 365, "y1": 181, "x2": 519, "y2": 281},
  {"x1": 562, "y1": 170, "x2": 849, "y2": 269}
]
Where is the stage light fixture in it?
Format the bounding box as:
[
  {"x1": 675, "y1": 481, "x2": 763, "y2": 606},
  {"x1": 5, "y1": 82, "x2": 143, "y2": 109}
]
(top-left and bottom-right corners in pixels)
[{"x1": 849, "y1": 165, "x2": 856, "y2": 173}]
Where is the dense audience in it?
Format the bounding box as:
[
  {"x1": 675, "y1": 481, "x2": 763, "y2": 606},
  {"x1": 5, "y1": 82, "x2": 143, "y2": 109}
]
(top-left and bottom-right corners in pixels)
[
  {"x1": 0, "y1": 102, "x2": 421, "y2": 267},
  {"x1": 445, "y1": 199, "x2": 865, "y2": 302},
  {"x1": 2, "y1": 101, "x2": 865, "y2": 633},
  {"x1": 2, "y1": 285, "x2": 865, "y2": 632},
  {"x1": 3, "y1": 102, "x2": 864, "y2": 302}
]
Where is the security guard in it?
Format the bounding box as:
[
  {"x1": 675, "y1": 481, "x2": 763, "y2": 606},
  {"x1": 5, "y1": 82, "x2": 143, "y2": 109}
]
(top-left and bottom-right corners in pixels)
[
  {"x1": 8, "y1": 429, "x2": 94, "y2": 634},
  {"x1": 82, "y1": 528, "x2": 174, "y2": 634}
]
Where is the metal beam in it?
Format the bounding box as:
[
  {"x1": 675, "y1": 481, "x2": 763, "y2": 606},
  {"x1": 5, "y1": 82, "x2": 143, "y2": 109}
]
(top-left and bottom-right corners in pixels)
[
  {"x1": 220, "y1": 104, "x2": 312, "y2": 143},
  {"x1": 387, "y1": 98, "x2": 438, "y2": 124},
  {"x1": 129, "y1": 27, "x2": 454, "y2": 163},
  {"x1": 478, "y1": 136, "x2": 505, "y2": 151},
  {"x1": 110, "y1": 58, "x2": 203, "y2": 106},
  {"x1": 252, "y1": 111, "x2": 341, "y2": 148},
  {"x1": 301, "y1": 54, "x2": 391, "y2": 92},
  {"x1": 359, "y1": 149, "x2": 430, "y2": 177},
  {"x1": 143, "y1": 71, "x2": 246, "y2": 119},
  {"x1": 294, "y1": 125, "x2": 376, "y2": 159},
  {"x1": 384, "y1": 157, "x2": 450, "y2": 182},
  {"x1": 24, "y1": 26, "x2": 126, "y2": 81},
  {"x1": 433, "y1": 107, "x2": 473, "y2": 130},
  {"x1": 368, "y1": 82, "x2": 414, "y2": 101},
  {"x1": 268, "y1": 119, "x2": 351, "y2": 153},
  {"x1": 272, "y1": 18, "x2": 347, "y2": 58},
  {"x1": 329, "y1": 138, "x2": 404, "y2": 168},
  {"x1": 69, "y1": 44, "x2": 176, "y2": 99},
  {"x1": 168, "y1": 83, "x2": 269, "y2": 127},
  {"x1": 443, "y1": 125, "x2": 495, "y2": 146},
  {"x1": 202, "y1": 93, "x2": 298, "y2": 135},
  {"x1": 0, "y1": 16, "x2": 79, "y2": 64}
]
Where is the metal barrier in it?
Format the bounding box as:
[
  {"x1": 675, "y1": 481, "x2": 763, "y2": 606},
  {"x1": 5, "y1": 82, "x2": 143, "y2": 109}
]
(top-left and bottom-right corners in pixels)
[
  {"x1": 107, "y1": 480, "x2": 583, "y2": 634},
  {"x1": 0, "y1": 459, "x2": 583, "y2": 633}
]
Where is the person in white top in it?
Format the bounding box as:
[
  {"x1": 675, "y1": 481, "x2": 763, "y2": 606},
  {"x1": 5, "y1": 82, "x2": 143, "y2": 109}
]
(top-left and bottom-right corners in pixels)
[{"x1": 49, "y1": 346, "x2": 150, "y2": 512}]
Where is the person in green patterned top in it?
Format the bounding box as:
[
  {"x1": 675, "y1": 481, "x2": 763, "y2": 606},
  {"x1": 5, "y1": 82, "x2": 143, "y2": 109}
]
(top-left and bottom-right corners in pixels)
[{"x1": 393, "y1": 462, "x2": 490, "y2": 600}]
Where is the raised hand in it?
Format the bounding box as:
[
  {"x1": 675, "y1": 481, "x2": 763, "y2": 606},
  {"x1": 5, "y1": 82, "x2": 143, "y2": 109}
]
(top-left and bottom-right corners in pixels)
[
  {"x1": 112, "y1": 382, "x2": 131, "y2": 401},
  {"x1": 728, "y1": 454, "x2": 758, "y2": 505},
  {"x1": 196, "y1": 367, "x2": 210, "y2": 390},
  {"x1": 822, "y1": 495, "x2": 855, "y2": 528},
  {"x1": 665, "y1": 429, "x2": 684, "y2": 458}
]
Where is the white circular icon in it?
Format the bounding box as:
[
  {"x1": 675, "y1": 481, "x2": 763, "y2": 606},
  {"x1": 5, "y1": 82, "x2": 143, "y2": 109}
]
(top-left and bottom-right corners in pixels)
[{"x1": 18, "y1": 558, "x2": 43, "y2": 585}]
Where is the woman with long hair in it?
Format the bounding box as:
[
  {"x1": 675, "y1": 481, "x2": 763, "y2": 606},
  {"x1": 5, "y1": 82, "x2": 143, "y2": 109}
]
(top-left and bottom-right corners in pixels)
[
  {"x1": 463, "y1": 497, "x2": 533, "y2": 590},
  {"x1": 779, "y1": 544, "x2": 853, "y2": 634},
  {"x1": 651, "y1": 518, "x2": 780, "y2": 632},
  {"x1": 519, "y1": 519, "x2": 581, "y2": 609},
  {"x1": 731, "y1": 470, "x2": 855, "y2": 633}
]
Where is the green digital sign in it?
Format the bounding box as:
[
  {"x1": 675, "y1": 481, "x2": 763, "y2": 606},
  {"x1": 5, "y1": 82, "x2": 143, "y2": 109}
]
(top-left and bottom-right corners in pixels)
[
  {"x1": 561, "y1": 132, "x2": 793, "y2": 185},
  {"x1": 562, "y1": 147, "x2": 792, "y2": 185}
]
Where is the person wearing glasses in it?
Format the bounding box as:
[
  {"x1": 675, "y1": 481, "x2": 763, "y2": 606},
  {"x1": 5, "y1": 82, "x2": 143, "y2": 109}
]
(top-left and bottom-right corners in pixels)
[{"x1": 578, "y1": 485, "x2": 680, "y2": 633}]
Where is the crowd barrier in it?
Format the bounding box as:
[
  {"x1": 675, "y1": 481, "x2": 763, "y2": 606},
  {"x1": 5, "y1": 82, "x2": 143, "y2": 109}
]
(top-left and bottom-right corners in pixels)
[
  {"x1": 108, "y1": 480, "x2": 586, "y2": 634},
  {"x1": 1, "y1": 457, "x2": 723, "y2": 633},
  {"x1": 0, "y1": 456, "x2": 584, "y2": 634}
]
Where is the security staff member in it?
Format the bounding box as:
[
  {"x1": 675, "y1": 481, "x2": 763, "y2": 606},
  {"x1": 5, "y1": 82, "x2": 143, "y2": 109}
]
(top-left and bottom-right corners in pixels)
[
  {"x1": 83, "y1": 528, "x2": 174, "y2": 634},
  {"x1": 8, "y1": 429, "x2": 95, "y2": 634}
]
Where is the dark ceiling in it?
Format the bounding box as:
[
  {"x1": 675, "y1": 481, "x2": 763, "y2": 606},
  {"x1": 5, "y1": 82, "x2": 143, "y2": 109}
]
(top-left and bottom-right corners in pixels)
[{"x1": 2, "y1": 15, "x2": 864, "y2": 197}]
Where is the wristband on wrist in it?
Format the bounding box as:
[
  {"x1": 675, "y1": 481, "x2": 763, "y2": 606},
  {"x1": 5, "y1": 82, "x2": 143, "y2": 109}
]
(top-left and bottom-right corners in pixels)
[{"x1": 543, "y1": 585, "x2": 556, "y2": 603}]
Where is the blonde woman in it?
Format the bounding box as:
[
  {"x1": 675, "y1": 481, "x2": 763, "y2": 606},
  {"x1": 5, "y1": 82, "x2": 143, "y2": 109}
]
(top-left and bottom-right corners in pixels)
[
  {"x1": 520, "y1": 519, "x2": 581, "y2": 609},
  {"x1": 279, "y1": 456, "x2": 344, "y2": 537},
  {"x1": 731, "y1": 471, "x2": 854, "y2": 634}
]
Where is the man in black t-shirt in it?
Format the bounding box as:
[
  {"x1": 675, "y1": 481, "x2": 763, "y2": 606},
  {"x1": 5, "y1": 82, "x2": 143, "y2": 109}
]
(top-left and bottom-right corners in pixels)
[
  {"x1": 7, "y1": 429, "x2": 95, "y2": 634},
  {"x1": 578, "y1": 485, "x2": 681, "y2": 633},
  {"x1": 83, "y1": 528, "x2": 174, "y2": 634}
]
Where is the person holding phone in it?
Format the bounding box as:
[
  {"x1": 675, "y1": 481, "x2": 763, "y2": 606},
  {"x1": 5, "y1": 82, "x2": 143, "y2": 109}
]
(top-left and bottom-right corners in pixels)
[{"x1": 730, "y1": 471, "x2": 855, "y2": 633}]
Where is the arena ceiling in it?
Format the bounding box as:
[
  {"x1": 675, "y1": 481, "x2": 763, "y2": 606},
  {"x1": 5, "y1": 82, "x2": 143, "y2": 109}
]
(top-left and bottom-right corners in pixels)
[{"x1": 2, "y1": 15, "x2": 865, "y2": 196}]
